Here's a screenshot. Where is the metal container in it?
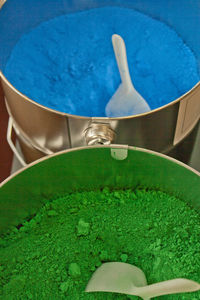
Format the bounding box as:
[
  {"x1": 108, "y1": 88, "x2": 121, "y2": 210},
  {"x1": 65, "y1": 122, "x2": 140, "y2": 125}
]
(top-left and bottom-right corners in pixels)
[
  {"x1": 0, "y1": 0, "x2": 200, "y2": 165},
  {"x1": 0, "y1": 145, "x2": 199, "y2": 235}
]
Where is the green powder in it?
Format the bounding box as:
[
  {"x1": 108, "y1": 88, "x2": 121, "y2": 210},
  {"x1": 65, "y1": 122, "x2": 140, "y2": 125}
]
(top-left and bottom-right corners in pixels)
[{"x1": 0, "y1": 188, "x2": 199, "y2": 299}]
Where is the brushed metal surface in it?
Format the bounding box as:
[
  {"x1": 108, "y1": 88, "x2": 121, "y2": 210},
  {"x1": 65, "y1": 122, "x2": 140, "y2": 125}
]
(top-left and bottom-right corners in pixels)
[
  {"x1": 17, "y1": 134, "x2": 46, "y2": 164},
  {"x1": 1, "y1": 74, "x2": 71, "y2": 153},
  {"x1": 2, "y1": 70, "x2": 198, "y2": 151}
]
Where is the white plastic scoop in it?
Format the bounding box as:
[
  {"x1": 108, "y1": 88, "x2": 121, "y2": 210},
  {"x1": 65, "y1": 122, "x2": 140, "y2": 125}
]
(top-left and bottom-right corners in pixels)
[
  {"x1": 105, "y1": 34, "x2": 151, "y2": 117},
  {"x1": 85, "y1": 262, "x2": 200, "y2": 299}
]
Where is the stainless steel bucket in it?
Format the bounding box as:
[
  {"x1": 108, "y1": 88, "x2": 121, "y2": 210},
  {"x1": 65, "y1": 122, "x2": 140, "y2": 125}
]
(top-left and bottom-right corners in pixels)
[
  {"x1": 0, "y1": 0, "x2": 200, "y2": 165},
  {"x1": 0, "y1": 145, "x2": 199, "y2": 234}
]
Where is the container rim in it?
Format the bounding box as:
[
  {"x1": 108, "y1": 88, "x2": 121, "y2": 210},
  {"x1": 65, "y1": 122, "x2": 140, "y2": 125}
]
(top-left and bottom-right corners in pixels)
[
  {"x1": 1, "y1": 144, "x2": 199, "y2": 188},
  {"x1": 1, "y1": 72, "x2": 200, "y2": 120}
]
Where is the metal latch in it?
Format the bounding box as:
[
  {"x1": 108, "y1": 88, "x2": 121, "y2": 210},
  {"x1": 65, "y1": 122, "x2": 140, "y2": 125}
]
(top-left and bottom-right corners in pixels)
[{"x1": 85, "y1": 122, "x2": 116, "y2": 145}]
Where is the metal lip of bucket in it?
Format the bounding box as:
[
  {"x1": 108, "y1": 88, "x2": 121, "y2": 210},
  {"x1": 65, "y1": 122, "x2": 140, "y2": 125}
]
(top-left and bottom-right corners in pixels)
[
  {"x1": 1, "y1": 71, "x2": 200, "y2": 120},
  {"x1": 1, "y1": 144, "x2": 199, "y2": 188}
]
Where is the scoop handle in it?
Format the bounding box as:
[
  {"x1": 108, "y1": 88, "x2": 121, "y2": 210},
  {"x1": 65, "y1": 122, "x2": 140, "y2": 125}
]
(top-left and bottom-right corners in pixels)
[
  {"x1": 112, "y1": 34, "x2": 133, "y2": 90},
  {"x1": 137, "y1": 278, "x2": 200, "y2": 299}
]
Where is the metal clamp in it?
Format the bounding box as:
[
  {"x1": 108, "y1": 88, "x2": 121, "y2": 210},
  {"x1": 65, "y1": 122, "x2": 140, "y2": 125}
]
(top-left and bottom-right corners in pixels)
[
  {"x1": 85, "y1": 122, "x2": 116, "y2": 145},
  {"x1": 7, "y1": 117, "x2": 27, "y2": 167}
]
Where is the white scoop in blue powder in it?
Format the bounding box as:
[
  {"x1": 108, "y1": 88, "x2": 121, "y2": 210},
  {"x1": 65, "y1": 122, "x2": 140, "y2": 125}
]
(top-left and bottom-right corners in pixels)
[
  {"x1": 4, "y1": 7, "x2": 200, "y2": 117},
  {"x1": 106, "y1": 34, "x2": 150, "y2": 117}
]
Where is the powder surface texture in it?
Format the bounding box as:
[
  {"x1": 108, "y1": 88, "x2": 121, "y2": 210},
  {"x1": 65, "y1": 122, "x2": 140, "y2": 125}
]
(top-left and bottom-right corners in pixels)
[
  {"x1": 4, "y1": 7, "x2": 199, "y2": 117},
  {"x1": 0, "y1": 188, "x2": 199, "y2": 299}
]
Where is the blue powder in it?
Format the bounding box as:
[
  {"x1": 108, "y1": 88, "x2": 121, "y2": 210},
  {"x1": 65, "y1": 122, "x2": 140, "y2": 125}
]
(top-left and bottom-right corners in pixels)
[{"x1": 4, "y1": 7, "x2": 199, "y2": 117}]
